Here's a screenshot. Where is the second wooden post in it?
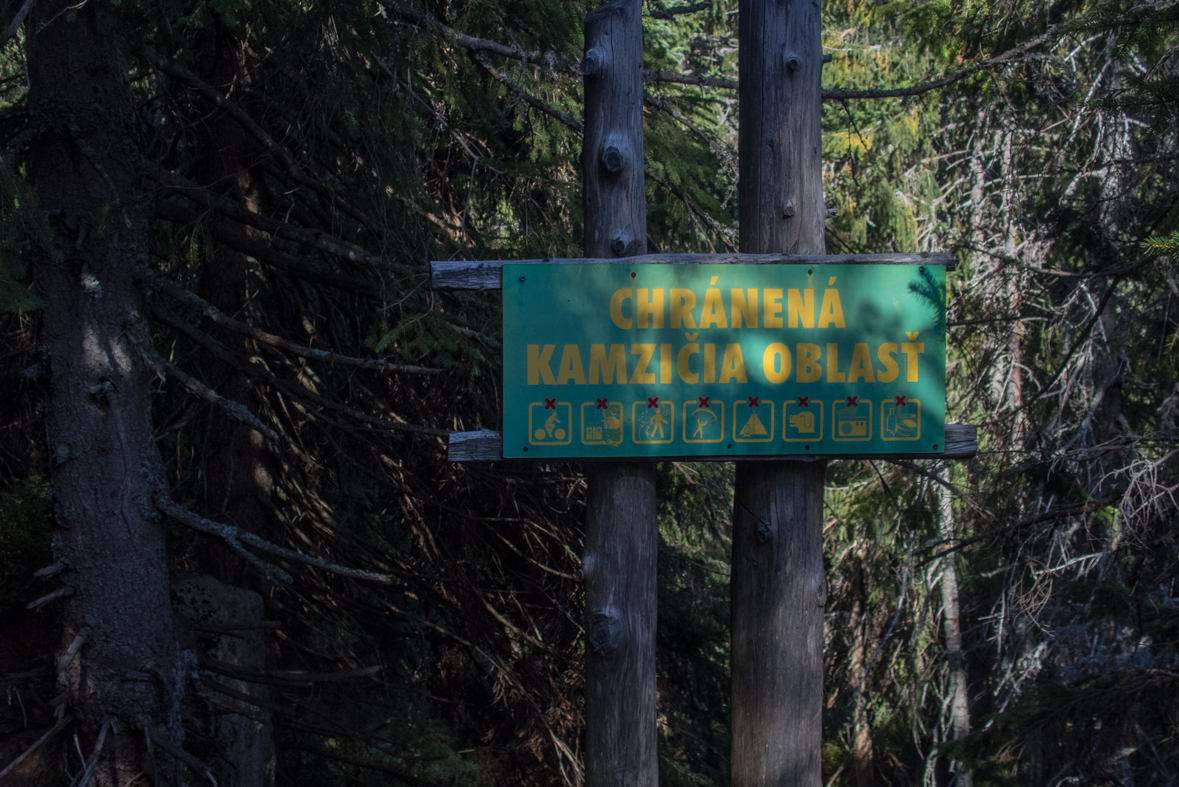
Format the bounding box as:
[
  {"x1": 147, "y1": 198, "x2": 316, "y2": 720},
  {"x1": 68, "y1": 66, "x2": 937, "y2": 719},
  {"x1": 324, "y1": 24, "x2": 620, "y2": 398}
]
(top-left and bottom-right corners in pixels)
[
  {"x1": 731, "y1": 0, "x2": 827, "y2": 784},
  {"x1": 581, "y1": 1, "x2": 658, "y2": 785}
]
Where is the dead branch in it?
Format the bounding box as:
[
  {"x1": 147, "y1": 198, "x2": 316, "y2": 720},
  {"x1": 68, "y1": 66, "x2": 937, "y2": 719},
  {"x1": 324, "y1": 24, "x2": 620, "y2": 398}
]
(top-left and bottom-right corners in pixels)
[
  {"x1": 33, "y1": 561, "x2": 65, "y2": 577},
  {"x1": 147, "y1": 726, "x2": 218, "y2": 785},
  {"x1": 200, "y1": 655, "x2": 381, "y2": 685},
  {"x1": 157, "y1": 495, "x2": 393, "y2": 584},
  {"x1": 0, "y1": 715, "x2": 72, "y2": 780},
  {"x1": 26, "y1": 586, "x2": 72, "y2": 610}
]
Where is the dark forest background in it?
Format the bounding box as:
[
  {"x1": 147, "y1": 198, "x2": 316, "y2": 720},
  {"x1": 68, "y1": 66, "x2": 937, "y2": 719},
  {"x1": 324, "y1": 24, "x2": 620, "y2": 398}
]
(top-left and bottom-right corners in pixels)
[{"x1": 0, "y1": 0, "x2": 1177, "y2": 784}]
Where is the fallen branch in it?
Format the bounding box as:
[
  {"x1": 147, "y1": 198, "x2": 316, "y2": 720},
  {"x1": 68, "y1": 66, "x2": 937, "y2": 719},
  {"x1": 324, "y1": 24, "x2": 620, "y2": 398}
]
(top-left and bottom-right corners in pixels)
[
  {"x1": 157, "y1": 495, "x2": 393, "y2": 584},
  {"x1": 0, "y1": 715, "x2": 72, "y2": 780}
]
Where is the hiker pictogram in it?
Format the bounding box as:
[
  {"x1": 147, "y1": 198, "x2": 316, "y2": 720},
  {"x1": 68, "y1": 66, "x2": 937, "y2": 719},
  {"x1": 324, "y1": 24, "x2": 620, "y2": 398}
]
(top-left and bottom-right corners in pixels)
[
  {"x1": 582, "y1": 401, "x2": 623, "y2": 446},
  {"x1": 529, "y1": 401, "x2": 572, "y2": 445},
  {"x1": 733, "y1": 399, "x2": 774, "y2": 442},
  {"x1": 633, "y1": 400, "x2": 674, "y2": 444},
  {"x1": 683, "y1": 400, "x2": 723, "y2": 443}
]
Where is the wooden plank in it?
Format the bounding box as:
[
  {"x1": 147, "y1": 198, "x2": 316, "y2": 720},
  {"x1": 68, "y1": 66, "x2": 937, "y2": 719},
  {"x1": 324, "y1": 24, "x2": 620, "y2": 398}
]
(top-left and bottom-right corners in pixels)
[
  {"x1": 431, "y1": 251, "x2": 955, "y2": 290},
  {"x1": 447, "y1": 424, "x2": 979, "y2": 462}
]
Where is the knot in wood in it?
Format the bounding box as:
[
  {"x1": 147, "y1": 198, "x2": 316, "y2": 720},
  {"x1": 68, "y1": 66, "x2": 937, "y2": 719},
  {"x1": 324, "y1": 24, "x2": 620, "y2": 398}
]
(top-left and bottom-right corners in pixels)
[
  {"x1": 588, "y1": 607, "x2": 621, "y2": 657},
  {"x1": 782, "y1": 200, "x2": 796, "y2": 218},
  {"x1": 784, "y1": 52, "x2": 801, "y2": 72},
  {"x1": 601, "y1": 145, "x2": 627, "y2": 174},
  {"x1": 581, "y1": 47, "x2": 606, "y2": 77}
]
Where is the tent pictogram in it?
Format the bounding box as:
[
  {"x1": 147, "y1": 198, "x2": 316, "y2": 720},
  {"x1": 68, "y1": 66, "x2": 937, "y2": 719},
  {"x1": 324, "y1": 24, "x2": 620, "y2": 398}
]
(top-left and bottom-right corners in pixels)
[{"x1": 733, "y1": 399, "x2": 774, "y2": 442}]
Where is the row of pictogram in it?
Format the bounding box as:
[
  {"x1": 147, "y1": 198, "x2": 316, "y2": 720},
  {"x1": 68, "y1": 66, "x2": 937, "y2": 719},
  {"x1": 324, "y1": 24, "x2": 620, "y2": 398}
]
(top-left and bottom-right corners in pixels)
[{"x1": 527, "y1": 397, "x2": 922, "y2": 446}]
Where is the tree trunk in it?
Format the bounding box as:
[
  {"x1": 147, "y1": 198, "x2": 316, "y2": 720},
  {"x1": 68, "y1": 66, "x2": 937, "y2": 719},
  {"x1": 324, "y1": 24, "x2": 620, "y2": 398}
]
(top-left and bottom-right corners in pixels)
[
  {"x1": 731, "y1": 0, "x2": 827, "y2": 784},
  {"x1": 582, "y1": 2, "x2": 658, "y2": 785},
  {"x1": 26, "y1": 2, "x2": 181, "y2": 782},
  {"x1": 939, "y1": 481, "x2": 972, "y2": 787}
]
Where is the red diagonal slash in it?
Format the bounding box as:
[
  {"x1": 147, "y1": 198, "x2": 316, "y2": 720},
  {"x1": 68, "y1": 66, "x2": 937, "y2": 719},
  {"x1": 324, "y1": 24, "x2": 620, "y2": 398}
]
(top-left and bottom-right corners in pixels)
[
  {"x1": 698, "y1": 397, "x2": 710, "y2": 409},
  {"x1": 894, "y1": 395, "x2": 907, "y2": 406},
  {"x1": 748, "y1": 396, "x2": 760, "y2": 408},
  {"x1": 647, "y1": 397, "x2": 659, "y2": 408},
  {"x1": 544, "y1": 398, "x2": 556, "y2": 410},
  {"x1": 846, "y1": 396, "x2": 858, "y2": 407},
  {"x1": 596, "y1": 398, "x2": 609, "y2": 409},
  {"x1": 797, "y1": 396, "x2": 809, "y2": 407}
]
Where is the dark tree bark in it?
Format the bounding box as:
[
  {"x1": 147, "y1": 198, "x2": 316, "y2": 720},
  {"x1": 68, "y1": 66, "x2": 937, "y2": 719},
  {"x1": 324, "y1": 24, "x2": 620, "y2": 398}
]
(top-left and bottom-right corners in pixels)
[
  {"x1": 25, "y1": 2, "x2": 181, "y2": 783},
  {"x1": 581, "y1": 1, "x2": 658, "y2": 785},
  {"x1": 731, "y1": 0, "x2": 827, "y2": 784}
]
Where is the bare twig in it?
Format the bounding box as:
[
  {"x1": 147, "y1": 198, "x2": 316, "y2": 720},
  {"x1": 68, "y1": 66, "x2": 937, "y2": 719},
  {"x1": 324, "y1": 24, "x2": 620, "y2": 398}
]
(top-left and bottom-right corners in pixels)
[{"x1": 0, "y1": 715, "x2": 72, "y2": 780}]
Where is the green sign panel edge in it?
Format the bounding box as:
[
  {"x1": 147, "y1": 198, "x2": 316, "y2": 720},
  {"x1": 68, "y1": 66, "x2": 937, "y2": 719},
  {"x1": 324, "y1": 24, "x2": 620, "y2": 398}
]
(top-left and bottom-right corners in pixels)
[{"x1": 502, "y1": 263, "x2": 945, "y2": 459}]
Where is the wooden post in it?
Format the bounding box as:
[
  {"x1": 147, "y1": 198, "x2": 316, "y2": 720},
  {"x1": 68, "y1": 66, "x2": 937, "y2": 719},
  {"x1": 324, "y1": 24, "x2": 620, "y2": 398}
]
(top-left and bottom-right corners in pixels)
[
  {"x1": 581, "y1": 1, "x2": 658, "y2": 786},
  {"x1": 731, "y1": 0, "x2": 826, "y2": 785}
]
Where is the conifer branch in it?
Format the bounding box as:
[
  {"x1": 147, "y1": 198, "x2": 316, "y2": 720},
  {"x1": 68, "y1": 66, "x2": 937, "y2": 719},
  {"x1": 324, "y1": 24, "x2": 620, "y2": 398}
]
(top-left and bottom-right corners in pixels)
[
  {"x1": 142, "y1": 45, "x2": 387, "y2": 242},
  {"x1": 644, "y1": 166, "x2": 738, "y2": 252},
  {"x1": 157, "y1": 496, "x2": 393, "y2": 584},
  {"x1": 475, "y1": 55, "x2": 584, "y2": 132},
  {"x1": 391, "y1": 6, "x2": 544, "y2": 63},
  {"x1": 152, "y1": 201, "x2": 383, "y2": 297},
  {"x1": 150, "y1": 305, "x2": 449, "y2": 439},
  {"x1": 136, "y1": 267, "x2": 441, "y2": 375},
  {"x1": 146, "y1": 166, "x2": 420, "y2": 275},
  {"x1": 650, "y1": 1, "x2": 715, "y2": 20},
  {"x1": 645, "y1": 30, "x2": 1055, "y2": 98},
  {"x1": 129, "y1": 324, "x2": 283, "y2": 444}
]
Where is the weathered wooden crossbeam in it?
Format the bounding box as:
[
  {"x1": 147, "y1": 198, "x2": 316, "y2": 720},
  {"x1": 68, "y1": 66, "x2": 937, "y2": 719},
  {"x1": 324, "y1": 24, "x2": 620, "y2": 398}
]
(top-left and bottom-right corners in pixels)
[
  {"x1": 431, "y1": 251, "x2": 955, "y2": 291},
  {"x1": 447, "y1": 423, "x2": 977, "y2": 462}
]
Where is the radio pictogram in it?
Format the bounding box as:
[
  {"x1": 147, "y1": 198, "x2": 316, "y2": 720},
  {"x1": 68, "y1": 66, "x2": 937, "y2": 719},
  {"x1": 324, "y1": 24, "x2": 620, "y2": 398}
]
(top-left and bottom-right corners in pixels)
[
  {"x1": 581, "y1": 401, "x2": 623, "y2": 446},
  {"x1": 881, "y1": 398, "x2": 921, "y2": 441},
  {"x1": 632, "y1": 400, "x2": 674, "y2": 444},
  {"x1": 832, "y1": 398, "x2": 871, "y2": 441},
  {"x1": 683, "y1": 399, "x2": 724, "y2": 443},
  {"x1": 529, "y1": 401, "x2": 572, "y2": 445},
  {"x1": 733, "y1": 399, "x2": 774, "y2": 442},
  {"x1": 783, "y1": 399, "x2": 823, "y2": 441}
]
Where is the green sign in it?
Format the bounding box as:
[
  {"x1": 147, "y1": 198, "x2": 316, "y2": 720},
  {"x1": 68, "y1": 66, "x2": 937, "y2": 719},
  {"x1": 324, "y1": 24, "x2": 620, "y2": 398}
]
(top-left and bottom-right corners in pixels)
[{"x1": 502, "y1": 263, "x2": 945, "y2": 459}]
